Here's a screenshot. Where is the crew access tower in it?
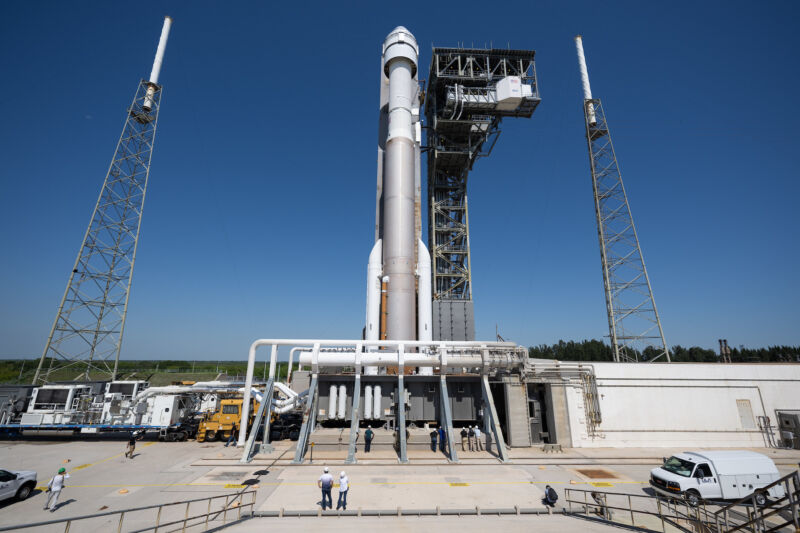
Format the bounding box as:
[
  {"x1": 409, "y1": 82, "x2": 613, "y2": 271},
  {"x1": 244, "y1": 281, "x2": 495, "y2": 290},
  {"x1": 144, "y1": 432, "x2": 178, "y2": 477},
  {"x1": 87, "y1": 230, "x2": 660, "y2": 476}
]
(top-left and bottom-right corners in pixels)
[
  {"x1": 425, "y1": 46, "x2": 541, "y2": 340},
  {"x1": 33, "y1": 17, "x2": 173, "y2": 384}
]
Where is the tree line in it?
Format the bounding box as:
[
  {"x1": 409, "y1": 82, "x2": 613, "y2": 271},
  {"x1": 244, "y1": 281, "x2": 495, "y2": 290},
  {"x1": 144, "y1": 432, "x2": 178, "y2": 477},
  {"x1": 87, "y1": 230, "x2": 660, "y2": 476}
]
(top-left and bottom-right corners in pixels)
[{"x1": 528, "y1": 339, "x2": 800, "y2": 363}]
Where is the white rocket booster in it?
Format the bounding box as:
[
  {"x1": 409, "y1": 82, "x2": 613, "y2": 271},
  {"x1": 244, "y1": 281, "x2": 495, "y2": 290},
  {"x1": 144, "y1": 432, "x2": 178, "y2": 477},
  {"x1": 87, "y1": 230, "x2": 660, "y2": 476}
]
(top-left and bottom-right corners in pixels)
[{"x1": 365, "y1": 27, "x2": 433, "y2": 375}]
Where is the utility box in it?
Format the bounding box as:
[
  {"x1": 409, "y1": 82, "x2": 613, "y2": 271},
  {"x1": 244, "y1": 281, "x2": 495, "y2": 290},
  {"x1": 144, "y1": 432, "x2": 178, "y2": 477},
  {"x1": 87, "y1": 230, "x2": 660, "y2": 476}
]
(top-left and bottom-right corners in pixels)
[{"x1": 778, "y1": 411, "x2": 800, "y2": 449}]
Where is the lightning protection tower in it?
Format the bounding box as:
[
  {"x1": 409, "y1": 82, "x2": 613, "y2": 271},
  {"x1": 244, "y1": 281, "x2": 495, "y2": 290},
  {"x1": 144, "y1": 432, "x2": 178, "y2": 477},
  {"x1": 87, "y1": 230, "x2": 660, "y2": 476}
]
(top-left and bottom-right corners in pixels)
[
  {"x1": 575, "y1": 36, "x2": 670, "y2": 363},
  {"x1": 33, "y1": 17, "x2": 173, "y2": 384}
]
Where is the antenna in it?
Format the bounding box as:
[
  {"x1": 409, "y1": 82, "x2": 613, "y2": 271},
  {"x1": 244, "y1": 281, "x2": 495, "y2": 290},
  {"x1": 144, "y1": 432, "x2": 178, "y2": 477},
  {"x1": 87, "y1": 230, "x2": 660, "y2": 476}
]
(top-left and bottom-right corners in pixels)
[{"x1": 574, "y1": 35, "x2": 596, "y2": 124}]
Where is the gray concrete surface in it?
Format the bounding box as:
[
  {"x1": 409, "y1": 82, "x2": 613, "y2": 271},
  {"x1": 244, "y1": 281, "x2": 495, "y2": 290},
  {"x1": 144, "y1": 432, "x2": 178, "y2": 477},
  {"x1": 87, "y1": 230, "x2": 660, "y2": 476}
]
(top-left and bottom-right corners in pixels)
[{"x1": 1, "y1": 437, "x2": 798, "y2": 532}]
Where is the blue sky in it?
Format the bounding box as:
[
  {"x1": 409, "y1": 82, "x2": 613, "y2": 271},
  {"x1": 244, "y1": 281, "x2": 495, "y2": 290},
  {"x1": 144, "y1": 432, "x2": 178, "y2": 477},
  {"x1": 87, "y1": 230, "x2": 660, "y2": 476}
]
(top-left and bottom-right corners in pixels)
[{"x1": 1, "y1": 1, "x2": 797, "y2": 361}]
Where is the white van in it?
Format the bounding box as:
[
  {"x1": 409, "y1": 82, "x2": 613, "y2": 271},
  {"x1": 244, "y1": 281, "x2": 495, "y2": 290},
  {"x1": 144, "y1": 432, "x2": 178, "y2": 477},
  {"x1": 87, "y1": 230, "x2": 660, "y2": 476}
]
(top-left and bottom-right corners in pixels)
[{"x1": 650, "y1": 450, "x2": 785, "y2": 506}]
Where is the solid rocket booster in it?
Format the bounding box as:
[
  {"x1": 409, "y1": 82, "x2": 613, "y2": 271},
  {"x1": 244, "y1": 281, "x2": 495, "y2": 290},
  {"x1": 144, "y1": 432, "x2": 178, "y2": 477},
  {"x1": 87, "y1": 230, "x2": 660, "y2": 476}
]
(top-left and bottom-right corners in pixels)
[
  {"x1": 381, "y1": 27, "x2": 418, "y2": 342},
  {"x1": 365, "y1": 27, "x2": 432, "y2": 374}
]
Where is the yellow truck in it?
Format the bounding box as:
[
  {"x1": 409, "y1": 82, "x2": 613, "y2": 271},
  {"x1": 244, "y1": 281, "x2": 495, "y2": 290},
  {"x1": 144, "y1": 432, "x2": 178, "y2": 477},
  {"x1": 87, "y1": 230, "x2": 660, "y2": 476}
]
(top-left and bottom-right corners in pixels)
[{"x1": 196, "y1": 398, "x2": 260, "y2": 442}]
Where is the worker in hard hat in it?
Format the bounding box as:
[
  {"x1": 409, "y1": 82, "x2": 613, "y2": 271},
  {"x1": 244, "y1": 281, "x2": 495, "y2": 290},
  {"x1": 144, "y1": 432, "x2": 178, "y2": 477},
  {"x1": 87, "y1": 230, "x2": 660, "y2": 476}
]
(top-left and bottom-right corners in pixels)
[
  {"x1": 336, "y1": 471, "x2": 349, "y2": 510},
  {"x1": 364, "y1": 425, "x2": 374, "y2": 453},
  {"x1": 317, "y1": 466, "x2": 334, "y2": 510},
  {"x1": 44, "y1": 467, "x2": 69, "y2": 512},
  {"x1": 473, "y1": 425, "x2": 484, "y2": 451}
]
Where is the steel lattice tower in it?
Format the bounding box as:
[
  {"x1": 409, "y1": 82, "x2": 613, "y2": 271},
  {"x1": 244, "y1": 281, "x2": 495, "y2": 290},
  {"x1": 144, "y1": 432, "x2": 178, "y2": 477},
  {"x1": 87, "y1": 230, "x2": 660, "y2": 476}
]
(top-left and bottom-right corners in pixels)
[
  {"x1": 576, "y1": 36, "x2": 670, "y2": 363},
  {"x1": 33, "y1": 18, "x2": 172, "y2": 384},
  {"x1": 425, "y1": 48, "x2": 540, "y2": 340}
]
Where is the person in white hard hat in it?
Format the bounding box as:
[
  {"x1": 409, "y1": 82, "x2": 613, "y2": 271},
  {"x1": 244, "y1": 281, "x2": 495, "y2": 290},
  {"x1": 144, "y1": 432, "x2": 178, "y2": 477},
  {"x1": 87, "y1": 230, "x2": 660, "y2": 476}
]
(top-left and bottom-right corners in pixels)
[
  {"x1": 336, "y1": 470, "x2": 349, "y2": 510},
  {"x1": 317, "y1": 466, "x2": 334, "y2": 510}
]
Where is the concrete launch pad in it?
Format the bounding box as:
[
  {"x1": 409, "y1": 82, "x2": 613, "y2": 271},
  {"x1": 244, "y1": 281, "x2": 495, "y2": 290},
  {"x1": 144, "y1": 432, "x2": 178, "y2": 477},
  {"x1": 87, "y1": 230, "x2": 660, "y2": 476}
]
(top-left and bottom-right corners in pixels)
[{"x1": 2, "y1": 436, "x2": 799, "y2": 532}]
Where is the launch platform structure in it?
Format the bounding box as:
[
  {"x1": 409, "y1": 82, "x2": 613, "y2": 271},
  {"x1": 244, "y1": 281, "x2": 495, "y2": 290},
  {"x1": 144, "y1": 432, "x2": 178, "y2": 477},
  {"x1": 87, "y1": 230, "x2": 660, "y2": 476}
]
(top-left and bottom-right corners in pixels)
[
  {"x1": 33, "y1": 17, "x2": 173, "y2": 384},
  {"x1": 575, "y1": 36, "x2": 670, "y2": 363},
  {"x1": 425, "y1": 47, "x2": 540, "y2": 341}
]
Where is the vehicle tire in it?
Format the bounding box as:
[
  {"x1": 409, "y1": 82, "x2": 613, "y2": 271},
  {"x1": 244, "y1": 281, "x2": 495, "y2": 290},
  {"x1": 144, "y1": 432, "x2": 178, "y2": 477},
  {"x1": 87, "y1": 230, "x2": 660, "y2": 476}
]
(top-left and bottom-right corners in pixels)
[
  {"x1": 754, "y1": 491, "x2": 767, "y2": 506},
  {"x1": 685, "y1": 490, "x2": 701, "y2": 507},
  {"x1": 289, "y1": 429, "x2": 300, "y2": 441},
  {"x1": 206, "y1": 430, "x2": 217, "y2": 441},
  {"x1": 15, "y1": 483, "x2": 33, "y2": 501}
]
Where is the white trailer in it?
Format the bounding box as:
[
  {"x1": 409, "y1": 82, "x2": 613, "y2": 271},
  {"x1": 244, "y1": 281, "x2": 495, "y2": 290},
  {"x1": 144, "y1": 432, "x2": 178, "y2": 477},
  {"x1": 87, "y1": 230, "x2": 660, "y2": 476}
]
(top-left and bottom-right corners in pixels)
[{"x1": 650, "y1": 450, "x2": 786, "y2": 506}]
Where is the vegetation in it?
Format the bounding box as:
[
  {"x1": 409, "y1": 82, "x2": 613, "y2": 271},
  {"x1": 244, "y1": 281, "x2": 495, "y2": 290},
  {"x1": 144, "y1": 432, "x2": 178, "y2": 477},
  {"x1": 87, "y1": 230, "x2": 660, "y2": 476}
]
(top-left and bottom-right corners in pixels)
[
  {"x1": 528, "y1": 340, "x2": 800, "y2": 363},
  {"x1": 0, "y1": 359, "x2": 292, "y2": 385}
]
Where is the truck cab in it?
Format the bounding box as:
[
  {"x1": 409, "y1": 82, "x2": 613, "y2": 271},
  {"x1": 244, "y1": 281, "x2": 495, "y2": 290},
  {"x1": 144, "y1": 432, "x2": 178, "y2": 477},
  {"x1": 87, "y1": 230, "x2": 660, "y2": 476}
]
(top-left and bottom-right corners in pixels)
[{"x1": 650, "y1": 451, "x2": 786, "y2": 506}]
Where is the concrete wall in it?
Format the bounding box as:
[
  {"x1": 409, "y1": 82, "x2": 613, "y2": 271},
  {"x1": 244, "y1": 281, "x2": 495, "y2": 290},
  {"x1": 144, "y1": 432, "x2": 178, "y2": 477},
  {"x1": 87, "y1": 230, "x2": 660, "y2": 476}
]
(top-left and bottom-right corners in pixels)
[{"x1": 563, "y1": 363, "x2": 800, "y2": 448}]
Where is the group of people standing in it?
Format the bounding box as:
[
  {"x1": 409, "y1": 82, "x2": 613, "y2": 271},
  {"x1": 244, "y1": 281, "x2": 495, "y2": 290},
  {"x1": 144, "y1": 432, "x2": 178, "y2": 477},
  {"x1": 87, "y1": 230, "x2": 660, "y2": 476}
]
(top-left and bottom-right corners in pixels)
[
  {"x1": 460, "y1": 425, "x2": 484, "y2": 451},
  {"x1": 317, "y1": 467, "x2": 349, "y2": 510}
]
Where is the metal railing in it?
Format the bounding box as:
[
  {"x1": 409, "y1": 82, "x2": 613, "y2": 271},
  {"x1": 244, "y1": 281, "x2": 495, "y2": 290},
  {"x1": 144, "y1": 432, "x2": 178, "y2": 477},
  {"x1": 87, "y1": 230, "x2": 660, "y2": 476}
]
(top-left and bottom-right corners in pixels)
[
  {"x1": 0, "y1": 490, "x2": 257, "y2": 533},
  {"x1": 566, "y1": 471, "x2": 800, "y2": 533},
  {"x1": 712, "y1": 470, "x2": 800, "y2": 532},
  {"x1": 564, "y1": 487, "x2": 708, "y2": 532}
]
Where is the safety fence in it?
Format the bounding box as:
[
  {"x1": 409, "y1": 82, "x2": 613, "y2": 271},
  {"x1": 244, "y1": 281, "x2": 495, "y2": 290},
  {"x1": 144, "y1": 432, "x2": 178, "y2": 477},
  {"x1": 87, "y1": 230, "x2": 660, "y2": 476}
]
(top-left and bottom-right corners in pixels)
[
  {"x1": 0, "y1": 490, "x2": 256, "y2": 533},
  {"x1": 565, "y1": 471, "x2": 800, "y2": 533}
]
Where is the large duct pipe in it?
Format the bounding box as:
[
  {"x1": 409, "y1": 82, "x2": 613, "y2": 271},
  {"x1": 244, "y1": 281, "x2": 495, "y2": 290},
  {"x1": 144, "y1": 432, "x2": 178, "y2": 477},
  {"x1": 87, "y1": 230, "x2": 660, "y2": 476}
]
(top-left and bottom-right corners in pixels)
[
  {"x1": 364, "y1": 385, "x2": 373, "y2": 419},
  {"x1": 417, "y1": 239, "x2": 433, "y2": 376},
  {"x1": 373, "y1": 384, "x2": 382, "y2": 420},
  {"x1": 365, "y1": 240, "x2": 382, "y2": 376},
  {"x1": 382, "y1": 27, "x2": 419, "y2": 342},
  {"x1": 328, "y1": 385, "x2": 337, "y2": 419},
  {"x1": 297, "y1": 351, "x2": 517, "y2": 368},
  {"x1": 144, "y1": 16, "x2": 172, "y2": 112},
  {"x1": 574, "y1": 35, "x2": 596, "y2": 125},
  {"x1": 337, "y1": 384, "x2": 347, "y2": 419}
]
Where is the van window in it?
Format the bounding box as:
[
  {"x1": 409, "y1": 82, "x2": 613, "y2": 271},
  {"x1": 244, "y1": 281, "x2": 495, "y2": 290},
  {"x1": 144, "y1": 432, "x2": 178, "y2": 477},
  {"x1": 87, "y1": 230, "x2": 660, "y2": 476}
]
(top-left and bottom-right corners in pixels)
[
  {"x1": 694, "y1": 463, "x2": 713, "y2": 478},
  {"x1": 222, "y1": 405, "x2": 239, "y2": 414},
  {"x1": 663, "y1": 456, "x2": 695, "y2": 477}
]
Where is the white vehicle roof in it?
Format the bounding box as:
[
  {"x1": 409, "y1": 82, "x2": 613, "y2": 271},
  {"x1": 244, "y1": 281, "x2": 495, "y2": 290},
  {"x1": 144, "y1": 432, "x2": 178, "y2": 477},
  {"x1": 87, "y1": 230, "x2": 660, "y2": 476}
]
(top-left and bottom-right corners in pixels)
[{"x1": 676, "y1": 451, "x2": 779, "y2": 476}]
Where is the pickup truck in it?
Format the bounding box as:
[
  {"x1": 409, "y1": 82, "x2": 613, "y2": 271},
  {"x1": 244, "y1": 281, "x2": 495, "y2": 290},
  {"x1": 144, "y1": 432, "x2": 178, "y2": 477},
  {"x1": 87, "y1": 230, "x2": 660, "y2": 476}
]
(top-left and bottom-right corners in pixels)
[
  {"x1": 0, "y1": 469, "x2": 37, "y2": 502},
  {"x1": 650, "y1": 450, "x2": 785, "y2": 507}
]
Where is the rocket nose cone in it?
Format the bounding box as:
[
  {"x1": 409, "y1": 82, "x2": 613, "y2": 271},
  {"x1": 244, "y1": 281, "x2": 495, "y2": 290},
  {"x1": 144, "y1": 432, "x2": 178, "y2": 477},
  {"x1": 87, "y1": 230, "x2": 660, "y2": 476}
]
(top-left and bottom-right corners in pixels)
[{"x1": 392, "y1": 26, "x2": 410, "y2": 33}]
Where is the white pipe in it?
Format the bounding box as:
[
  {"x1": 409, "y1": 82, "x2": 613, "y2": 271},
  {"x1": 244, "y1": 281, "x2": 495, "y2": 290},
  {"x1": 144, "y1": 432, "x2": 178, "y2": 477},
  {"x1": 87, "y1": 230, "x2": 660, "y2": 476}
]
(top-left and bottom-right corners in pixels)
[
  {"x1": 288, "y1": 347, "x2": 309, "y2": 382},
  {"x1": 143, "y1": 16, "x2": 172, "y2": 112},
  {"x1": 417, "y1": 239, "x2": 433, "y2": 376},
  {"x1": 328, "y1": 385, "x2": 337, "y2": 420},
  {"x1": 574, "y1": 35, "x2": 596, "y2": 125},
  {"x1": 373, "y1": 385, "x2": 382, "y2": 419},
  {"x1": 337, "y1": 384, "x2": 347, "y2": 419},
  {"x1": 364, "y1": 385, "x2": 373, "y2": 419},
  {"x1": 274, "y1": 381, "x2": 298, "y2": 399},
  {"x1": 239, "y1": 338, "x2": 523, "y2": 445}
]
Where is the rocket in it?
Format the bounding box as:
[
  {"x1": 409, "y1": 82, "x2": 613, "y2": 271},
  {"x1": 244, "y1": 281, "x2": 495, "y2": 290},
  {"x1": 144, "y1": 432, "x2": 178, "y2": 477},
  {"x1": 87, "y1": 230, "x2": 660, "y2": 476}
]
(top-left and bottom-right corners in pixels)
[{"x1": 365, "y1": 27, "x2": 433, "y2": 375}]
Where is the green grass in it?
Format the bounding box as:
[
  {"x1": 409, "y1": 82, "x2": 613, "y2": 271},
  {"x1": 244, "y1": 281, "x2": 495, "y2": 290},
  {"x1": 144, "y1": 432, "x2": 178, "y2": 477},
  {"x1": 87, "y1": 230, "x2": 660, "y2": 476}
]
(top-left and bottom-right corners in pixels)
[{"x1": 0, "y1": 359, "x2": 292, "y2": 386}]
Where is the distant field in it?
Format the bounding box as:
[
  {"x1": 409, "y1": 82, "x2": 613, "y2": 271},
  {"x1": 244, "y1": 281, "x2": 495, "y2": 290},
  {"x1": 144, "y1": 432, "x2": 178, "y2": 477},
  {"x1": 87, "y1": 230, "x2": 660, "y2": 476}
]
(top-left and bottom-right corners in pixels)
[{"x1": 0, "y1": 359, "x2": 292, "y2": 386}]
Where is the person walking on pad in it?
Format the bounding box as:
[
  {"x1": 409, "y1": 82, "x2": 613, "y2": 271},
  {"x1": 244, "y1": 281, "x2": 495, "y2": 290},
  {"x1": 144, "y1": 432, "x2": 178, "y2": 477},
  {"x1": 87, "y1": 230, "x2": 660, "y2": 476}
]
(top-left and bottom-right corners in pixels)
[
  {"x1": 473, "y1": 425, "x2": 484, "y2": 451},
  {"x1": 429, "y1": 428, "x2": 438, "y2": 452},
  {"x1": 336, "y1": 471, "x2": 349, "y2": 510},
  {"x1": 468, "y1": 426, "x2": 476, "y2": 451},
  {"x1": 225, "y1": 424, "x2": 237, "y2": 447},
  {"x1": 44, "y1": 467, "x2": 69, "y2": 512},
  {"x1": 364, "y1": 425, "x2": 374, "y2": 453},
  {"x1": 318, "y1": 466, "x2": 334, "y2": 510},
  {"x1": 460, "y1": 427, "x2": 468, "y2": 451},
  {"x1": 438, "y1": 426, "x2": 446, "y2": 453}
]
